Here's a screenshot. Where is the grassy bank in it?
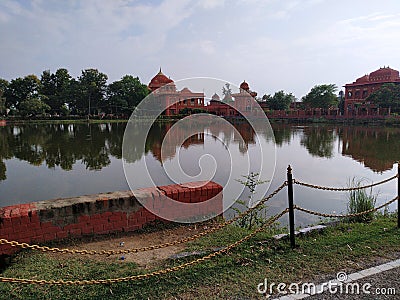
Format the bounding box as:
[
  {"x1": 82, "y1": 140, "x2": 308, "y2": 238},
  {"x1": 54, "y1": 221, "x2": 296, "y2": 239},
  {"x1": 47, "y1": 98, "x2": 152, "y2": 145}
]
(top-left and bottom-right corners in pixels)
[
  {"x1": 3, "y1": 118, "x2": 129, "y2": 125},
  {"x1": 0, "y1": 214, "x2": 399, "y2": 299},
  {"x1": 3, "y1": 115, "x2": 400, "y2": 126}
]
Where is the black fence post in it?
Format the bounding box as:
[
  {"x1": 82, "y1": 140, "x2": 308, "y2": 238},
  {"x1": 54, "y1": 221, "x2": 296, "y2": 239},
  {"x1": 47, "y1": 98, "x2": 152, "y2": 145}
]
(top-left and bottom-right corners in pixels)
[
  {"x1": 398, "y1": 162, "x2": 399, "y2": 228},
  {"x1": 287, "y1": 165, "x2": 296, "y2": 249}
]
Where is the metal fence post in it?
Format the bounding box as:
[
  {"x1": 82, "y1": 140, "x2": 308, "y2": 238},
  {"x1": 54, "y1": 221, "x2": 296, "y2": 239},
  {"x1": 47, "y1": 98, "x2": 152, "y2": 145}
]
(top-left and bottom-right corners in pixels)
[
  {"x1": 287, "y1": 165, "x2": 296, "y2": 248},
  {"x1": 398, "y1": 162, "x2": 399, "y2": 228}
]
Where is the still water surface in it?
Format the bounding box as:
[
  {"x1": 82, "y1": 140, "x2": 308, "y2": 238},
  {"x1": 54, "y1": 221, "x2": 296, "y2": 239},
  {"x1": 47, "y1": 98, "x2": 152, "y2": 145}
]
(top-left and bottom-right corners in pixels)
[{"x1": 0, "y1": 122, "x2": 398, "y2": 225}]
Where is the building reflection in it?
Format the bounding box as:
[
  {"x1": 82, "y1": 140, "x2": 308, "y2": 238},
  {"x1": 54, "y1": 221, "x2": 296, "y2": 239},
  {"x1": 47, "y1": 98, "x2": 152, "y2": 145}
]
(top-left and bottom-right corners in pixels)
[
  {"x1": 148, "y1": 119, "x2": 256, "y2": 162},
  {"x1": 339, "y1": 126, "x2": 400, "y2": 172},
  {"x1": 1, "y1": 122, "x2": 399, "y2": 181}
]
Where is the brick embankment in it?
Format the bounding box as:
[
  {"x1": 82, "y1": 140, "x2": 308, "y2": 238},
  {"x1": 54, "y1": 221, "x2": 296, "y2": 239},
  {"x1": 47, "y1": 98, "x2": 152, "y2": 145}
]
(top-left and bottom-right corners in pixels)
[{"x1": 0, "y1": 181, "x2": 223, "y2": 255}]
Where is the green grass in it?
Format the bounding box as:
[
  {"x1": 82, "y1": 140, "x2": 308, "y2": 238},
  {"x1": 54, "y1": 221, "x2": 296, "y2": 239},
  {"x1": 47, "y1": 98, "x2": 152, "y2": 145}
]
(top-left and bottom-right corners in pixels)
[
  {"x1": 0, "y1": 215, "x2": 399, "y2": 299},
  {"x1": 5, "y1": 119, "x2": 129, "y2": 125}
]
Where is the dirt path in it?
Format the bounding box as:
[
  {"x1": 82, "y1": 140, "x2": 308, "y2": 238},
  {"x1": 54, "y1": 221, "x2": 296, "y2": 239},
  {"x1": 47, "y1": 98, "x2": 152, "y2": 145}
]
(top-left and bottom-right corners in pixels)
[{"x1": 53, "y1": 223, "x2": 212, "y2": 268}]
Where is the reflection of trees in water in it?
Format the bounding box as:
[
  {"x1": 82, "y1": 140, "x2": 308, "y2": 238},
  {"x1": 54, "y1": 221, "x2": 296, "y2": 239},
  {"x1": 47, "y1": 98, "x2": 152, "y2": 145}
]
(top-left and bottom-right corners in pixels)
[
  {"x1": 339, "y1": 126, "x2": 400, "y2": 172},
  {"x1": 268, "y1": 123, "x2": 336, "y2": 155},
  {"x1": 0, "y1": 120, "x2": 258, "y2": 181},
  {"x1": 270, "y1": 123, "x2": 400, "y2": 172},
  {"x1": 0, "y1": 161, "x2": 6, "y2": 180},
  {"x1": 269, "y1": 123, "x2": 293, "y2": 146},
  {"x1": 3, "y1": 121, "x2": 397, "y2": 182},
  {"x1": 300, "y1": 126, "x2": 336, "y2": 158},
  {"x1": 0, "y1": 123, "x2": 127, "y2": 180},
  {"x1": 146, "y1": 119, "x2": 257, "y2": 162}
]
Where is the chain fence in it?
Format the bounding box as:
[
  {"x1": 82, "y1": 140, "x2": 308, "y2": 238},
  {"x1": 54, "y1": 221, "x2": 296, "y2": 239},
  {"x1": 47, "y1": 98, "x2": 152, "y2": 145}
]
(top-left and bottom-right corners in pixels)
[
  {"x1": 1, "y1": 166, "x2": 399, "y2": 286},
  {"x1": 293, "y1": 174, "x2": 398, "y2": 191},
  {"x1": 295, "y1": 196, "x2": 398, "y2": 218},
  {"x1": 0, "y1": 181, "x2": 288, "y2": 256},
  {"x1": 0, "y1": 209, "x2": 289, "y2": 285}
]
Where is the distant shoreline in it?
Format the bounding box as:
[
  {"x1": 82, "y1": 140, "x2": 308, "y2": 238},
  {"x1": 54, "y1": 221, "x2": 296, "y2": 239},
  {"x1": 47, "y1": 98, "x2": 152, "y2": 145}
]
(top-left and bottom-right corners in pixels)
[{"x1": 1, "y1": 115, "x2": 400, "y2": 126}]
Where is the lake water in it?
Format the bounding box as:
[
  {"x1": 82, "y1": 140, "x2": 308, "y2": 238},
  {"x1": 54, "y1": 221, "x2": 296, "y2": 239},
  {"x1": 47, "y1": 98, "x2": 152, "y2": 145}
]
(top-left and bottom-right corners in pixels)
[{"x1": 0, "y1": 121, "x2": 398, "y2": 226}]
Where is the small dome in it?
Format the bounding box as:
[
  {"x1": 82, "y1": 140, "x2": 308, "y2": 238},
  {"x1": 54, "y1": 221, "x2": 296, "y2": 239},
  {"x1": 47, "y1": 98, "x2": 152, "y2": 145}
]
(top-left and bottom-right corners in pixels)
[
  {"x1": 211, "y1": 93, "x2": 220, "y2": 100},
  {"x1": 148, "y1": 68, "x2": 174, "y2": 91},
  {"x1": 181, "y1": 87, "x2": 192, "y2": 93},
  {"x1": 240, "y1": 80, "x2": 249, "y2": 91}
]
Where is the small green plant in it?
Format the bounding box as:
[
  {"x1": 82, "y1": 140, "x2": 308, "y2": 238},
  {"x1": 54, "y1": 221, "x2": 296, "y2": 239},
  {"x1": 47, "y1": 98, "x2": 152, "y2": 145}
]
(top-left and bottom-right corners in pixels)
[
  {"x1": 346, "y1": 178, "x2": 377, "y2": 223},
  {"x1": 233, "y1": 172, "x2": 269, "y2": 229}
]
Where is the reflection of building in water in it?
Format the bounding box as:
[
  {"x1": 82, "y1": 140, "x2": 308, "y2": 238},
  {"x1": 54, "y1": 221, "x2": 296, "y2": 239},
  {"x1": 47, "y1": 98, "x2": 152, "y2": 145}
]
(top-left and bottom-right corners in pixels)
[
  {"x1": 149, "y1": 122, "x2": 205, "y2": 162},
  {"x1": 148, "y1": 69, "x2": 261, "y2": 117},
  {"x1": 340, "y1": 126, "x2": 399, "y2": 172},
  {"x1": 344, "y1": 66, "x2": 400, "y2": 116},
  {"x1": 233, "y1": 121, "x2": 256, "y2": 153},
  {"x1": 148, "y1": 69, "x2": 205, "y2": 116},
  {"x1": 147, "y1": 121, "x2": 256, "y2": 162}
]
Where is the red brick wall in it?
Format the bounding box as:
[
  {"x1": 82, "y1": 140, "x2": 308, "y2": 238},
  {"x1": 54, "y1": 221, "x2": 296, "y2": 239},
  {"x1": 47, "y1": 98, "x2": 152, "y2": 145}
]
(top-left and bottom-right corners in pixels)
[{"x1": 0, "y1": 181, "x2": 222, "y2": 255}]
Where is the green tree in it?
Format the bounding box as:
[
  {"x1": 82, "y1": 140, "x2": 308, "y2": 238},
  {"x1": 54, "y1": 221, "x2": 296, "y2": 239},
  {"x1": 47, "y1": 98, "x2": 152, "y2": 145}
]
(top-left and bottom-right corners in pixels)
[
  {"x1": 302, "y1": 84, "x2": 338, "y2": 109},
  {"x1": 0, "y1": 79, "x2": 8, "y2": 94},
  {"x1": 76, "y1": 69, "x2": 108, "y2": 116},
  {"x1": 40, "y1": 68, "x2": 73, "y2": 115},
  {"x1": 262, "y1": 90, "x2": 296, "y2": 110},
  {"x1": 107, "y1": 75, "x2": 149, "y2": 114},
  {"x1": 19, "y1": 98, "x2": 50, "y2": 117},
  {"x1": 0, "y1": 79, "x2": 8, "y2": 115},
  {"x1": 5, "y1": 75, "x2": 42, "y2": 110},
  {"x1": 4, "y1": 75, "x2": 42, "y2": 110},
  {"x1": 366, "y1": 83, "x2": 400, "y2": 113}
]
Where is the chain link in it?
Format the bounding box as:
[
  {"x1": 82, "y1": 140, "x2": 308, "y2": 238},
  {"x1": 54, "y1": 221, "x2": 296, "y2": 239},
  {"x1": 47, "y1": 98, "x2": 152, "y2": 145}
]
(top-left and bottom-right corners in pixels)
[
  {"x1": 293, "y1": 174, "x2": 398, "y2": 191},
  {"x1": 294, "y1": 196, "x2": 398, "y2": 218},
  {"x1": 0, "y1": 182, "x2": 288, "y2": 256},
  {"x1": 0, "y1": 209, "x2": 289, "y2": 285}
]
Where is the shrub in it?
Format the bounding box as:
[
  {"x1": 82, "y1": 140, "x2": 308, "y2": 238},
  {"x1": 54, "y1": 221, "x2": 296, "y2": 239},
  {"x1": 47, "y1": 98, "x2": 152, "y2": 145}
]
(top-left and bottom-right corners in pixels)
[{"x1": 346, "y1": 178, "x2": 377, "y2": 223}]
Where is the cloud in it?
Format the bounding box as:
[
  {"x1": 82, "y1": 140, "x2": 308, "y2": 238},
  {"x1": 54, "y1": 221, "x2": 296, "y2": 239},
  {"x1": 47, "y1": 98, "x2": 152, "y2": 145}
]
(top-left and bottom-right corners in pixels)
[
  {"x1": 198, "y1": 0, "x2": 225, "y2": 9},
  {"x1": 0, "y1": 0, "x2": 198, "y2": 80}
]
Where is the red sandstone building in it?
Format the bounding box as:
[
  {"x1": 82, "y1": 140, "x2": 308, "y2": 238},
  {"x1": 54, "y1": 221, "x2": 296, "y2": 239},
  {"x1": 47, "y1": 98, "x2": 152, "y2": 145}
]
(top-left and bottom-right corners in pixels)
[
  {"x1": 344, "y1": 66, "x2": 400, "y2": 116},
  {"x1": 148, "y1": 69, "x2": 205, "y2": 116},
  {"x1": 147, "y1": 69, "x2": 260, "y2": 117}
]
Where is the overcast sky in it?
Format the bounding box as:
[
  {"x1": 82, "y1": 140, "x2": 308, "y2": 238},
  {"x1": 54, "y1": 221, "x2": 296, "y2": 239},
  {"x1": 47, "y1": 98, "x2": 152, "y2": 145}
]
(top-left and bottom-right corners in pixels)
[{"x1": 1, "y1": 0, "x2": 400, "y2": 99}]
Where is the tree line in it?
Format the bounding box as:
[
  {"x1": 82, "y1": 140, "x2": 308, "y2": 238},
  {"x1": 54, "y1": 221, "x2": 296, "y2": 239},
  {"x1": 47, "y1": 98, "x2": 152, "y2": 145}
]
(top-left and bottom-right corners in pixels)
[
  {"x1": 0, "y1": 69, "x2": 149, "y2": 117},
  {"x1": 2, "y1": 68, "x2": 398, "y2": 117},
  {"x1": 260, "y1": 84, "x2": 339, "y2": 111},
  {"x1": 0, "y1": 69, "x2": 341, "y2": 118}
]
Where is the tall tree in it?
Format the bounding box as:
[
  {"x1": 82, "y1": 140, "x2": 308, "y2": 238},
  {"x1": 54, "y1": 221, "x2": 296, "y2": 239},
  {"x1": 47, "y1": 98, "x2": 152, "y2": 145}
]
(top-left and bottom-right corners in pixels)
[
  {"x1": 40, "y1": 68, "x2": 72, "y2": 114},
  {"x1": 107, "y1": 75, "x2": 149, "y2": 114},
  {"x1": 366, "y1": 83, "x2": 400, "y2": 113},
  {"x1": 0, "y1": 78, "x2": 8, "y2": 95},
  {"x1": 262, "y1": 90, "x2": 296, "y2": 110},
  {"x1": 302, "y1": 84, "x2": 338, "y2": 109},
  {"x1": 76, "y1": 69, "x2": 108, "y2": 115},
  {"x1": 0, "y1": 79, "x2": 9, "y2": 115},
  {"x1": 4, "y1": 75, "x2": 42, "y2": 110}
]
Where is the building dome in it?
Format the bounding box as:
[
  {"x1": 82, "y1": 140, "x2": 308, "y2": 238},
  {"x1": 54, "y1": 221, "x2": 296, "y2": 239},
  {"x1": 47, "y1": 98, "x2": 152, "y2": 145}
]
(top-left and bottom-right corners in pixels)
[
  {"x1": 240, "y1": 80, "x2": 249, "y2": 91},
  {"x1": 148, "y1": 68, "x2": 174, "y2": 91}
]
